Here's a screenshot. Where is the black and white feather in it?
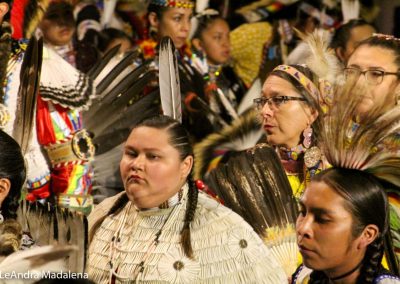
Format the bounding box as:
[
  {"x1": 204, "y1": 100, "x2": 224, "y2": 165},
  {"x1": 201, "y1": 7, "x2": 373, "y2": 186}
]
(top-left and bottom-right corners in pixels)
[{"x1": 159, "y1": 37, "x2": 182, "y2": 122}]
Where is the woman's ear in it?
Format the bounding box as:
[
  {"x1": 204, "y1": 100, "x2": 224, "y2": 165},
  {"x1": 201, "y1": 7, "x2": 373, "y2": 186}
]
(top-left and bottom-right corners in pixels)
[
  {"x1": 310, "y1": 109, "x2": 319, "y2": 124},
  {"x1": 357, "y1": 224, "x2": 379, "y2": 249},
  {"x1": 335, "y1": 47, "x2": 346, "y2": 63},
  {"x1": 304, "y1": 106, "x2": 319, "y2": 126},
  {"x1": 191, "y1": 38, "x2": 202, "y2": 52},
  {"x1": 394, "y1": 82, "x2": 400, "y2": 105},
  {"x1": 0, "y1": 178, "x2": 11, "y2": 208},
  {"x1": 148, "y1": 12, "x2": 159, "y2": 30},
  {"x1": 180, "y1": 155, "x2": 193, "y2": 180},
  {"x1": 0, "y1": 3, "x2": 9, "y2": 24}
]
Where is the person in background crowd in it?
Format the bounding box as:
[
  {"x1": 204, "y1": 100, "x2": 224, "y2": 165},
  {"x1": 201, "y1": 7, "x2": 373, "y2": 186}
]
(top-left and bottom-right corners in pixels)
[{"x1": 330, "y1": 18, "x2": 376, "y2": 65}]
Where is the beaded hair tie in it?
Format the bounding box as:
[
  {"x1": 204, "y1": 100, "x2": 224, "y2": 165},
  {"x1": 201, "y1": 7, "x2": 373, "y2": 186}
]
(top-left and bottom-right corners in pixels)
[{"x1": 149, "y1": 0, "x2": 194, "y2": 9}]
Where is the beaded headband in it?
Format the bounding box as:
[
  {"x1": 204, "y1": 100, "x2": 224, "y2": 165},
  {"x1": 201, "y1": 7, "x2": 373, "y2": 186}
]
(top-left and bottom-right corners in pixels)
[
  {"x1": 273, "y1": 65, "x2": 332, "y2": 112},
  {"x1": 149, "y1": 0, "x2": 194, "y2": 9}
]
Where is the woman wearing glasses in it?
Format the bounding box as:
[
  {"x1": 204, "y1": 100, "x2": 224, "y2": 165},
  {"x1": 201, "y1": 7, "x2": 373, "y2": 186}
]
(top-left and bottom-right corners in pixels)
[
  {"x1": 344, "y1": 34, "x2": 400, "y2": 118},
  {"x1": 253, "y1": 64, "x2": 330, "y2": 198}
]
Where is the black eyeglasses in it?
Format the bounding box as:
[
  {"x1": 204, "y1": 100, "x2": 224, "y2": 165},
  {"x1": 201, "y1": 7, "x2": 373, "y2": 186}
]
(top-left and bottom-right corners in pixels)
[
  {"x1": 343, "y1": 67, "x2": 399, "y2": 85},
  {"x1": 253, "y1": 96, "x2": 307, "y2": 110}
]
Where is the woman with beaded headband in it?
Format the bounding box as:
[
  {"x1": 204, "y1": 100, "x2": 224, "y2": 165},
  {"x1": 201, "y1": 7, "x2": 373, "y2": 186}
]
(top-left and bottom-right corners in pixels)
[
  {"x1": 255, "y1": 64, "x2": 331, "y2": 198},
  {"x1": 292, "y1": 77, "x2": 400, "y2": 284},
  {"x1": 194, "y1": 32, "x2": 336, "y2": 202},
  {"x1": 344, "y1": 33, "x2": 400, "y2": 266},
  {"x1": 86, "y1": 115, "x2": 287, "y2": 283},
  {"x1": 190, "y1": 8, "x2": 247, "y2": 126},
  {"x1": 192, "y1": 61, "x2": 332, "y2": 279},
  {"x1": 194, "y1": 64, "x2": 331, "y2": 200}
]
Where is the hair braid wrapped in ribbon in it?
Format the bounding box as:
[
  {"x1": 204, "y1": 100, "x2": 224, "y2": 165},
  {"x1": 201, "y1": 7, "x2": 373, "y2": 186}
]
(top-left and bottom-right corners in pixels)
[{"x1": 273, "y1": 64, "x2": 333, "y2": 113}]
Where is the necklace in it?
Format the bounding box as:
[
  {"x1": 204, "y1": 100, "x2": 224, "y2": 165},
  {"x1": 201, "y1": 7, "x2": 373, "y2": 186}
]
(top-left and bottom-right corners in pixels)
[
  {"x1": 278, "y1": 144, "x2": 305, "y2": 161},
  {"x1": 107, "y1": 186, "x2": 187, "y2": 282},
  {"x1": 328, "y1": 260, "x2": 363, "y2": 282},
  {"x1": 207, "y1": 64, "x2": 222, "y2": 82}
]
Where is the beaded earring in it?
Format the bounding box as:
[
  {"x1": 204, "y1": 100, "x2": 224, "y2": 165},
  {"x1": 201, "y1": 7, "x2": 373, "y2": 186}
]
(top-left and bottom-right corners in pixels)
[
  {"x1": 302, "y1": 125, "x2": 313, "y2": 149},
  {"x1": 303, "y1": 125, "x2": 322, "y2": 169}
]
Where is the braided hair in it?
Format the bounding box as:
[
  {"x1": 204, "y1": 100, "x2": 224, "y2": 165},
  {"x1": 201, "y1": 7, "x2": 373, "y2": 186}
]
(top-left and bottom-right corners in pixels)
[
  {"x1": 0, "y1": 130, "x2": 26, "y2": 220},
  {"x1": 130, "y1": 115, "x2": 197, "y2": 258},
  {"x1": 307, "y1": 168, "x2": 396, "y2": 283}
]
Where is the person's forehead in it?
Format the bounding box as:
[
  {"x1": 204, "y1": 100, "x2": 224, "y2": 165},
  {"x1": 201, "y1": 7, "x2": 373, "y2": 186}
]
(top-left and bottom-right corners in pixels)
[
  {"x1": 262, "y1": 76, "x2": 298, "y2": 94},
  {"x1": 348, "y1": 46, "x2": 397, "y2": 68}
]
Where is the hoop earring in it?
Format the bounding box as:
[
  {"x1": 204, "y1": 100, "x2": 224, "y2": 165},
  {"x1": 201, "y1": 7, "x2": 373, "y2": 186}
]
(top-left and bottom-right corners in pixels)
[
  {"x1": 0, "y1": 210, "x2": 3, "y2": 224},
  {"x1": 302, "y1": 125, "x2": 313, "y2": 149}
]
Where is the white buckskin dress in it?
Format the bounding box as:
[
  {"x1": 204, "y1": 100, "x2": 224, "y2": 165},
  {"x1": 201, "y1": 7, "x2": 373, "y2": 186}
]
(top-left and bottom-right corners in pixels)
[{"x1": 87, "y1": 184, "x2": 287, "y2": 283}]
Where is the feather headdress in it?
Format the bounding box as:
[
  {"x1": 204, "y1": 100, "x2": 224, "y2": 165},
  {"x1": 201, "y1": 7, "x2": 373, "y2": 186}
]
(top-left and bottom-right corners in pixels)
[
  {"x1": 296, "y1": 28, "x2": 341, "y2": 84},
  {"x1": 319, "y1": 81, "x2": 400, "y2": 187}
]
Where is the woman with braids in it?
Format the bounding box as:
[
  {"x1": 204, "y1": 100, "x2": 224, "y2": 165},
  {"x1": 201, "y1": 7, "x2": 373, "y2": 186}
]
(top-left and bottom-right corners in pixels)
[
  {"x1": 292, "y1": 80, "x2": 400, "y2": 283},
  {"x1": 87, "y1": 115, "x2": 287, "y2": 283},
  {"x1": 0, "y1": 130, "x2": 29, "y2": 256},
  {"x1": 293, "y1": 169, "x2": 400, "y2": 283}
]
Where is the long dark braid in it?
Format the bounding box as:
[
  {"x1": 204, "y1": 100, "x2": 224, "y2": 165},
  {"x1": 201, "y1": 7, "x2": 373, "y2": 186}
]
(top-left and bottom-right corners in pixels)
[
  {"x1": 308, "y1": 235, "x2": 385, "y2": 284},
  {"x1": 356, "y1": 235, "x2": 385, "y2": 284},
  {"x1": 181, "y1": 175, "x2": 198, "y2": 259}
]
